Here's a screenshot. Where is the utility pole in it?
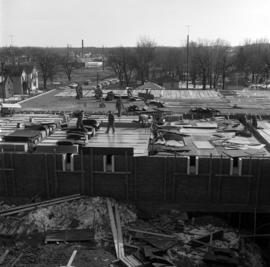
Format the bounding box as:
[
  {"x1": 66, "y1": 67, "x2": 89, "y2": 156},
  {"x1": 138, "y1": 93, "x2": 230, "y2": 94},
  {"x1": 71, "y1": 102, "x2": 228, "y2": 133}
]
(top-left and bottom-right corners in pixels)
[
  {"x1": 102, "y1": 45, "x2": 105, "y2": 71},
  {"x1": 185, "y1": 25, "x2": 190, "y2": 90}
]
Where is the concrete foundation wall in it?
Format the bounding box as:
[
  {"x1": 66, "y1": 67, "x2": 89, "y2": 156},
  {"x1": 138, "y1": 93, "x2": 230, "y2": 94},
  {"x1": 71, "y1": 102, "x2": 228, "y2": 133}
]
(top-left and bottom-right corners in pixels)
[{"x1": 1, "y1": 151, "x2": 270, "y2": 212}]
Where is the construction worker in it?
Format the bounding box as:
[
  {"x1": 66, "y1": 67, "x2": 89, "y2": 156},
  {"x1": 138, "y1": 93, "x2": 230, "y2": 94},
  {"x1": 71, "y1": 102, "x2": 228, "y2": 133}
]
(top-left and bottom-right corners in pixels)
[
  {"x1": 76, "y1": 83, "x2": 80, "y2": 99},
  {"x1": 106, "y1": 111, "x2": 115, "y2": 134},
  {"x1": 139, "y1": 114, "x2": 152, "y2": 127},
  {"x1": 99, "y1": 97, "x2": 106, "y2": 108},
  {"x1": 76, "y1": 110, "x2": 85, "y2": 130},
  {"x1": 127, "y1": 87, "x2": 133, "y2": 97},
  {"x1": 116, "y1": 97, "x2": 124, "y2": 117},
  {"x1": 78, "y1": 83, "x2": 83, "y2": 99}
]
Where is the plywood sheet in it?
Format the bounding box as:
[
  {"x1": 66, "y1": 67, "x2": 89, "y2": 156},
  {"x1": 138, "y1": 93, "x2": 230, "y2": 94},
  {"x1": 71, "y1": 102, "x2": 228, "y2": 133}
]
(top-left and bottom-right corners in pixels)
[{"x1": 193, "y1": 141, "x2": 214, "y2": 149}]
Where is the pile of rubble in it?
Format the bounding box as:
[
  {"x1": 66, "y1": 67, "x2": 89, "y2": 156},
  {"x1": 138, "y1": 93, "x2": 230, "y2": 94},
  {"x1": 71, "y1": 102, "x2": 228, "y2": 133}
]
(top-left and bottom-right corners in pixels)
[
  {"x1": 116, "y1": 211, "x2": 266, "y2": 267},
  {"x1": 0, "y1": 196, "x2": 136, "y2": 245},
  {"x1": 0, "y1": 197, "x2": 267, "y2": 266}
]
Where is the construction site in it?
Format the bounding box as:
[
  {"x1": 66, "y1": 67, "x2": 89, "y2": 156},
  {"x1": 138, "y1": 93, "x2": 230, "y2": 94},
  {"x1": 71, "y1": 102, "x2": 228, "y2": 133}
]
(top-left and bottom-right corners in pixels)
[{"x1": 0, "y1": 82, "x2": 269, "y2": 266}]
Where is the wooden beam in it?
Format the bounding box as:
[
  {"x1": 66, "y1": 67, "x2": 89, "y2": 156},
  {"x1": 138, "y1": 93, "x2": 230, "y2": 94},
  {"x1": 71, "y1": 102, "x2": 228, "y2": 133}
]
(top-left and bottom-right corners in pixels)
[
  {"x1": 60, "y1": 250, "x2": 77, "y2": 267},
  {"x1": 115, "y1": 203, "x2": 125, "y2": 258},
  {"x1": 124, "y1": 227, "x2": 176, "y2": 239},
  {"x1": 107, "y1": 199, "x2": 119, "y2": 258},
  {"x1": 0, "y1": 194, "x2": 81, "y2": 216},
  {"x1": 0, "y1": 249, "x2": 9, "y2": 264}
]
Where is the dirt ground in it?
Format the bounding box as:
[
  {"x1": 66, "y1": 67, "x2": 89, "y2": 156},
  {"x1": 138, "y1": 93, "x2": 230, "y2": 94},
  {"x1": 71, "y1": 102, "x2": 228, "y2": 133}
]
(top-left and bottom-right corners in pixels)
[
  {"x1": 20, "y1": 89, "x2": 146, "y2": 114},
  {"x1": 19, "y1": 87, "x2": 270, "y2": 115},
  {"x1": 47, "y1": 67, "x2": 115, "y2": 87}
]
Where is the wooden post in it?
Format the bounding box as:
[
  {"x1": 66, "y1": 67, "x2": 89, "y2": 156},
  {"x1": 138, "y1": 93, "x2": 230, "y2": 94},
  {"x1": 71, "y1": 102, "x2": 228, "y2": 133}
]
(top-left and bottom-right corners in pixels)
[
  {"x1": 253, "y1": 207, "x2": 257, "y2": 236},
  {"x1": 208, "y1": 154, "x2": 213, "y2": 201},
  {"x1": 217, "y1": 155, "x2": 223, "y2": 202},
  {"x1": 90, "y1": 148, "x2": 94, "y2": 195},
  {"x1": 237, "y1": 212, "x2": 242, "y2": 234},
  {"x1": 10, "y1": 153, "x2": 16, "y2": 197},
  {"x1": 163, "y1": 157, "x2": 167, "y2": 201},
  {"x1": 173, "y1": 154, "x2": 176, "y2": 201},
  {"x1": 1, "y1": 152, "x2": 8, "y2": 196},
  {"x1": 80, "y1": 151, "x2": 85, "y2": 194},
  {"x1": 53, "y1": 152, "x2": 58, "y2": 197},
  {"x1": 44, "y1": 154, "x2": 50, "y2": 198},
  {"x1": 133, "y1": 157, "x2": 137, "y2": 201},
  {"x1": 125, "y1": 152, "x2": 129, "y2": 201},
  {"x1": 255, "y1": 159, "x2": 262, "y2": 211},
  {"x1": 247, "y1": 157, "x2": 252, "y2": 204}
]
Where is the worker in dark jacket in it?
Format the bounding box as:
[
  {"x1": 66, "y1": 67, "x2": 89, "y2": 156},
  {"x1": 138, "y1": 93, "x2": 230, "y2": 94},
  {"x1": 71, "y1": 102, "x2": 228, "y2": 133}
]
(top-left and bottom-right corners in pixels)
[
  {"x1": 106, "y1": 111, "x2": 115, "y2": 133},
  {"x1": 76, "y1": 110, "x2": 85, "y2": 130},
  {"x1": 116, "y1": 97, "x2": 124, "y2": 117}
]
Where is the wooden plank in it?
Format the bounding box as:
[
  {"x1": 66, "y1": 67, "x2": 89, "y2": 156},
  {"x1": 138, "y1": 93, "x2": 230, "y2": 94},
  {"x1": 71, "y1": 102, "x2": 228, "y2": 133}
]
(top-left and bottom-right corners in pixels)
[
  {"x1": 0, "y1": 249, "x2": 9, "y2": 264},
  {"x1": 9, "y1": 253, "x2": 23, "y2": 267},
  {"x1": 124, "y1": 227, "x2": 175, "y2": 239},
  {"x1": 0, "y1": 194, "x2": 81, "y2": 216},
  {"x1": 45, "y1": 229, "x2": 94, "y2": 243},
  {"x1": 107, "y1": 199, "x2": 119, "y2": 258},
  {"x1": 115, "y1": 204, "x2": 125, "y2": 258},
  {"x1": 120, "y1": 257, "x2": 133, "y2": 267},
  {"x1": 193, "y1": 141, "x2": 214, "y2": 149},
  {"x1": 189, "y1": 230, "x2": 224, "y2": 248},
  {"x1": 60, "y1": 250, "x2": 77, "y2": 267}
]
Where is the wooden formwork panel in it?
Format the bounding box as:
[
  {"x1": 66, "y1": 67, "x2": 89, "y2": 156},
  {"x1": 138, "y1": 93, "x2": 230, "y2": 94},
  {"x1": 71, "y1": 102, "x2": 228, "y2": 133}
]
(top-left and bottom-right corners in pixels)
[{"x1": 135, "y1": 157, "x2": 164, "y2": 201}]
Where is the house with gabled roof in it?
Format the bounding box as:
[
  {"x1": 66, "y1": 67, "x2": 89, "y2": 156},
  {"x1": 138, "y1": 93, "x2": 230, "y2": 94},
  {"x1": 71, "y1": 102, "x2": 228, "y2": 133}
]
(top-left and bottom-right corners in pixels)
[{"x1": 0, "y1": 75, "x2": 14, "y2": 99}]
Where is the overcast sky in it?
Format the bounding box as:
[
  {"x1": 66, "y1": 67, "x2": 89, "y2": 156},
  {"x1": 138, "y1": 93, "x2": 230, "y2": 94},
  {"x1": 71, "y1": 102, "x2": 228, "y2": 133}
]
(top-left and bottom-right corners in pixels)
[{"x1": 1, "y1": 0, "x2": 270, "y2": 47}]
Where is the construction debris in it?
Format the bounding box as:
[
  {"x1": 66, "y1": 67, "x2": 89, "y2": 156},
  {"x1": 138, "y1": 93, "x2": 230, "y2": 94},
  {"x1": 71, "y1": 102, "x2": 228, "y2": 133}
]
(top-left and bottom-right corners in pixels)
[
  {"x1": 45, "y1": 229, "x2": 94, "y2": 244},
  {"x1": 0, "y1": 198, "x2": 266, "y2": 266},
  {"x1": 0, "y1": 197, "x2": 137, "y2": 245},
  {"x1": 60, "y1": 250, "x2": 77, "y2": 267}
]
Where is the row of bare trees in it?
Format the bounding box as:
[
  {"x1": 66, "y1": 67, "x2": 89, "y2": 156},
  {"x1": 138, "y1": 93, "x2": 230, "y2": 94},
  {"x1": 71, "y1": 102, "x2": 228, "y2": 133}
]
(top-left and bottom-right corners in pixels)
[
  {"x1": 107, "y1": 38, "x2": 156, "y2": 87},
  {"x1": 1, "y1": 39, "x2": 270, "y2": 90},
  {"x1": 107, "y1": 39, "x2": 270, "y2": 89}
]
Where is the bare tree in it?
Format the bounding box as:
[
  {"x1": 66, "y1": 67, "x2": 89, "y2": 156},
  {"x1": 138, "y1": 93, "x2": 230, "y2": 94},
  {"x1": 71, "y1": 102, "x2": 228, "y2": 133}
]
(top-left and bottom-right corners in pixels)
[
  {"x1": 235, "y1": 40, "x2": 270, "y2": 85},
  {"x1": 34, "y1": 49, "x2": 59, "y2": 89},
  {"x1": 135, "y1": 37, "x2": 156, "y2": 84},
  {"x1": 107, "y1": 47, "x2": 136, "y2": 87},
  {"x1": 211, "y1": 39, "x2": 231, "y2": 89},
  {"x1": 107, "y1": 48, "x2": 124, "y2": 87},
  {"x1": 61, "y1": 57, "x2": 76, "y2": 82},
  {"x1": 191, "y1": 41, "x2": 212, "y2": 89}
]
